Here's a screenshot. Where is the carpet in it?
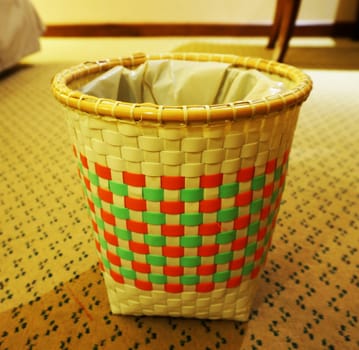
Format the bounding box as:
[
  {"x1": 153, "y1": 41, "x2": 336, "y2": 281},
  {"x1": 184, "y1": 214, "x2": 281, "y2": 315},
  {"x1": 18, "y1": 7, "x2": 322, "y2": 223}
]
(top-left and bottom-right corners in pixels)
[{"x1": 0, "y1": 38, "x2": 358, "y2": 350}]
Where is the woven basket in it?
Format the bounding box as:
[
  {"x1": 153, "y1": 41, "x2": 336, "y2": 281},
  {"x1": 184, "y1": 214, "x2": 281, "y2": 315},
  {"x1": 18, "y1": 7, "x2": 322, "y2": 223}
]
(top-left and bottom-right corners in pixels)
[{"x1": 52, "y1": 52, "x2": 312, "y2": 321}]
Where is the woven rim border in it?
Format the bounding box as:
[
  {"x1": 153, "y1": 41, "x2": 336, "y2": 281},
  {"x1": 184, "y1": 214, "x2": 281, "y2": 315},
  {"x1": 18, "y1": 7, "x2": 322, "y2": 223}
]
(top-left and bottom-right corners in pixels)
[{"x1": 51, "y1": 52, "x2": 313, "y2": 123}]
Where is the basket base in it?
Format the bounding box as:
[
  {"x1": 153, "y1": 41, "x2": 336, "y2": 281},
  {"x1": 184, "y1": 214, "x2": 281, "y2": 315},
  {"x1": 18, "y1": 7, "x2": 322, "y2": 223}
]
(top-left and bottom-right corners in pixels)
[{"x1": 102, "y1": 272, "x2": 259, "y2": 321}]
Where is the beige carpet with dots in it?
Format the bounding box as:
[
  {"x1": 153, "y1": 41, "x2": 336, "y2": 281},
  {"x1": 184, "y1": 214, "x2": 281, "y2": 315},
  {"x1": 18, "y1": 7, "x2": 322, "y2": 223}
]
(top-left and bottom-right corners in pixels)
[{"x1": 0, "y1": 37, "x2": 358, "y2": 350}]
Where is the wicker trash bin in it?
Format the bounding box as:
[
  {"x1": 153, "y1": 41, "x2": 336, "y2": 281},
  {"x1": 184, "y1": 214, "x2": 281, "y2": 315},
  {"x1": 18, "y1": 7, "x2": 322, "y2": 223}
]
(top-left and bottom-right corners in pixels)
[{"x1": 51, "y1": 52, "x2": 312, "y2": 321}]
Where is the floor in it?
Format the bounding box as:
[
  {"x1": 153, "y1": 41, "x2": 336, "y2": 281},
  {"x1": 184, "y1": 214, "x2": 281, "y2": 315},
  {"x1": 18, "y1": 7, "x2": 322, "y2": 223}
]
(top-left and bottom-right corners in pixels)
[{"x1": 0, "y1": 36, "x2": 358, "y2": 350}]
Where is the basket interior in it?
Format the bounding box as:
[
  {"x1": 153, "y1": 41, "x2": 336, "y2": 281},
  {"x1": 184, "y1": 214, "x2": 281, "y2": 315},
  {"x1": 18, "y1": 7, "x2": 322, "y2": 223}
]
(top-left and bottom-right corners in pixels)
[{"x1": 76, "y1": 59, "x2": 295, "y2": 106}]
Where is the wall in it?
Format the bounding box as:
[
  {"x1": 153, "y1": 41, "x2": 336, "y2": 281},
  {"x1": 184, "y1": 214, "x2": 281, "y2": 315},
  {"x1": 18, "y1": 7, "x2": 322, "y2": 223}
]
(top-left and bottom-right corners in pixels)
[{"x1": 31, "y1": 0, "x2": 357, "y2": 25}]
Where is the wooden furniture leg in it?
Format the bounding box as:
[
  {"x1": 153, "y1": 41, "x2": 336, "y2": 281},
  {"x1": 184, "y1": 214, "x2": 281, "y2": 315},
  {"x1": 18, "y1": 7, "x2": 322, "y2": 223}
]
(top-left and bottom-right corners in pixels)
[
  {"x1": 267, "y1": 0, "x2": 286, "y2": 49},
  {"x1": 267, "y1": 0, "x2": 301, "y2": 62},
  {"x1": 354, "y1": 0, "x2": 359, "y2": 40}
]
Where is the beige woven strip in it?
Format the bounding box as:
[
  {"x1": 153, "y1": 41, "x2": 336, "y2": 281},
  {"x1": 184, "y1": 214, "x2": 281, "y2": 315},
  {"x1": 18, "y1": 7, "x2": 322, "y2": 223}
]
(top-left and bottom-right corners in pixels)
[{"x1": 103, "y1": 272, "x2": 258, "y2": 321}]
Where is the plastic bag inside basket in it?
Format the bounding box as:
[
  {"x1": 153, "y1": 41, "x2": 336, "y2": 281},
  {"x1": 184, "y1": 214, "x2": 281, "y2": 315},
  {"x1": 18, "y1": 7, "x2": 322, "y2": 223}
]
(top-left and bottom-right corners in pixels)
[{"x1": 79, "y1": 59, "x2": 288, "y2": 105}]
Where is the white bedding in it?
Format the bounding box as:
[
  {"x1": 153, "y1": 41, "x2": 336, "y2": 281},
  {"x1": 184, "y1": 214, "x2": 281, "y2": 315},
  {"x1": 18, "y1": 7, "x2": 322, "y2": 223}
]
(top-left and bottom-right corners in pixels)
[{"x1": 0, "y1": 0, "x2": 44, "y2": 72}]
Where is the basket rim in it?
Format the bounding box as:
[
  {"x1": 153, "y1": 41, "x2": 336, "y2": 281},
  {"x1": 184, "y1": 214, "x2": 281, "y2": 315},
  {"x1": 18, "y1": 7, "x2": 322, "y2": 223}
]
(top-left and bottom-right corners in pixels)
[{"x1": 51, "y1": 52, "x2": 312, "y2": 123}]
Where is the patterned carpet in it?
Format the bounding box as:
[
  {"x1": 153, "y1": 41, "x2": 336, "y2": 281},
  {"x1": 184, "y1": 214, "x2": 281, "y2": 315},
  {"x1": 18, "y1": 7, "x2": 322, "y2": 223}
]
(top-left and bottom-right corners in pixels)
[{"x1": 0, "y1": 38, "x2": 358, "y2": 349}]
